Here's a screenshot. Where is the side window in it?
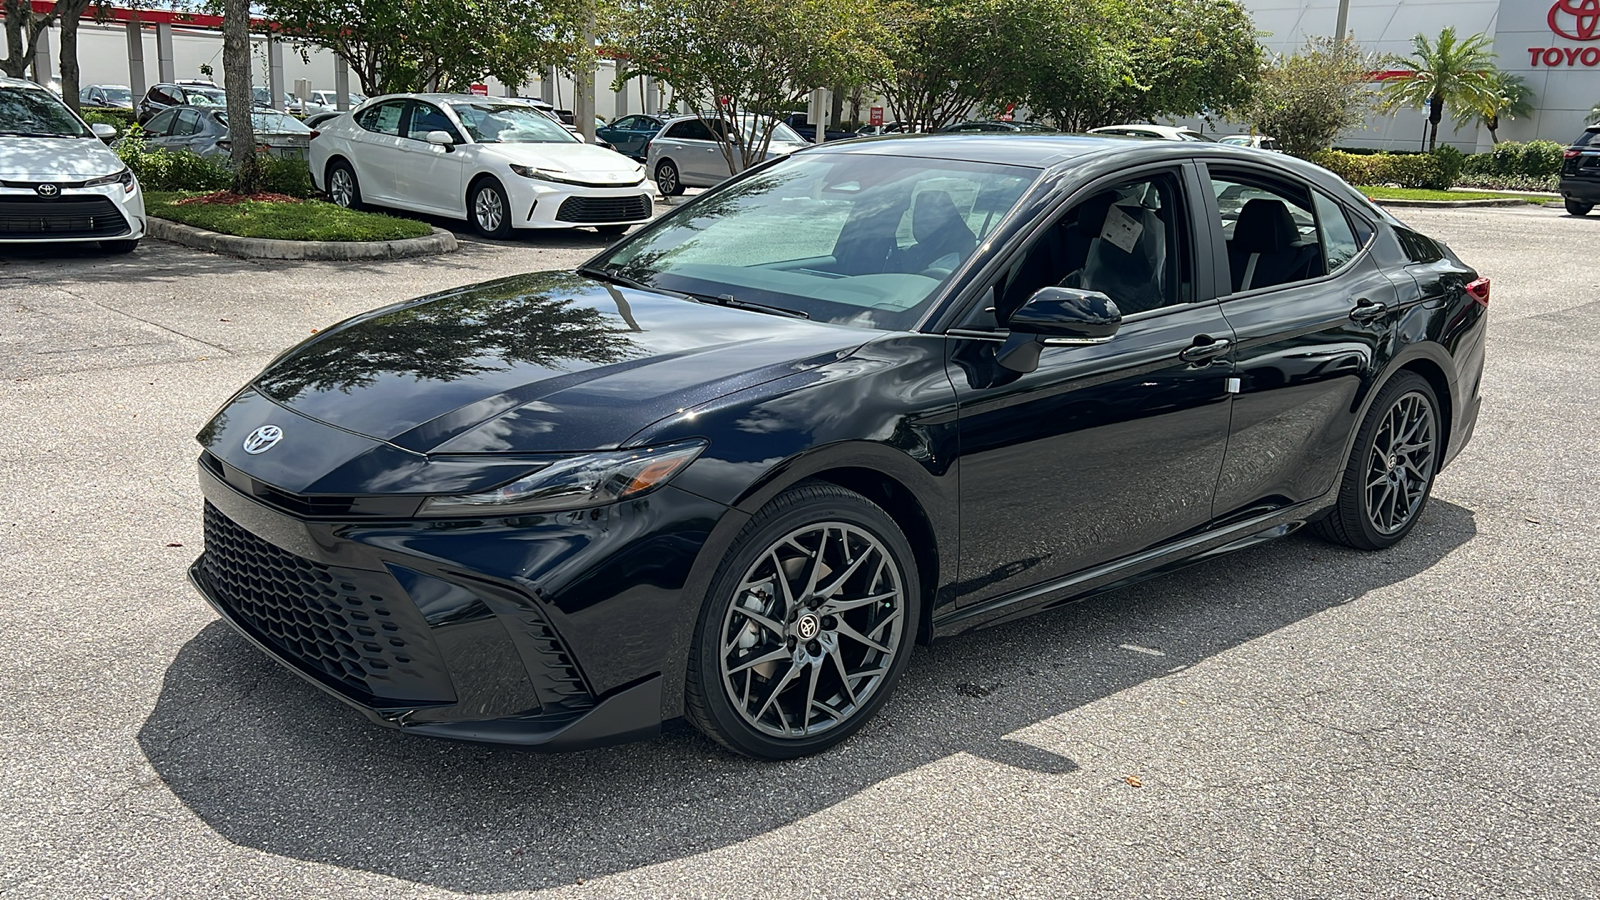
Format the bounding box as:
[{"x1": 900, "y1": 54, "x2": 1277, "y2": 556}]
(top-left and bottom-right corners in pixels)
[
  {"x1": 1394, "y1": 227, "x2": 1443, "y2": 263},
  {"x1": 405, "y1": 103, "x2": 460, "y2": 141},
  {"x1": 143, "y1": 109, "x2": 177, "y2": 136},
  {"x1": 357, "y1": 101, "x2": 404, "y2": 136},
  {"x1": 173, "y1": 109, "x2": 201, "y2": 137},
  {"x1": 665, "y1": 119, "x2": 713, "y2": 141},
  {"x1": 610, "y1": 115, "x2": 639, "y2": 130},
  {"x1": 980, "y1": 170, "x2": 1192, "y2": 327},
  {"x1": 1313, "y1": 192, "x2": 1361, "y2": 272},
  {"x1": 1209, "y1": 175, "x2": 1320, "y2": 293}
]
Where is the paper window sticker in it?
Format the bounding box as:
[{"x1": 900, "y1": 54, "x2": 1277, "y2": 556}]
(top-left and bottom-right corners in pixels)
[{"x1": 1100, "y1": 203, "x2": 1144, "y2": 254}]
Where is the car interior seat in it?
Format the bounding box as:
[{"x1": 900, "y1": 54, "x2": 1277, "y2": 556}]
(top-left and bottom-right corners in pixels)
[
  {"x1": 894, "y1": 190, "x2": 978, "y2": 275},
  {"x1": 1228, "y1": 198, "x2": 1318, "y2": 292},
  {"x1": 1070, "y1": 188, "x2": 1169, "y2": 315}
]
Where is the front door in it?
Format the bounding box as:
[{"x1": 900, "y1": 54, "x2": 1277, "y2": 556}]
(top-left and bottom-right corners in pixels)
[
  {"x1": 950, "y1": 165, "x2": 1236, "y2": 607},
  {"x1": 398, "y1": 101, "x2": 468, "y2": 216}
]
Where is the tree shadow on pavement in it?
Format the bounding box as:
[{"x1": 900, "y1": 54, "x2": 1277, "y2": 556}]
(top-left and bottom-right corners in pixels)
[{"x1": 138, "y1": 500, "x2": 1476, "y2": 892}]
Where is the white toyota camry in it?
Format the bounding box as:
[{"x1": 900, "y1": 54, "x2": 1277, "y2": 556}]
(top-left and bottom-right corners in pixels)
[
  {"x1": 310, "y1": 94, "x2": 653, "y2": 238},
  {"x1": 0, "y1": 77, "x2": 144, "y2": 252}
]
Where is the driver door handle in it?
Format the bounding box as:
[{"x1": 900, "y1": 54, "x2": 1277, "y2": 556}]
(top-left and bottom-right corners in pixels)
[
  {"x1": 1349, "y1": 298, "x2": 1388, "y2": 322},
  {"x1": 1179, "y1": 335, "x2": 1232, "y2": 363}
]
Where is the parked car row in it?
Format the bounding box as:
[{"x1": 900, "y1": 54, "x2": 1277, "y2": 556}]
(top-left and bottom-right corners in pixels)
[{"x1": 137, "y1": 106, "x2": 314, "y2": 161}]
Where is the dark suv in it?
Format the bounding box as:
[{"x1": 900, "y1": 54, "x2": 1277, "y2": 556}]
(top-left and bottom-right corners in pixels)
[
  {"x1": 1559, "y1": 124, "x2": 1600, "y2": 216},
  {"x1": 136, "y1": 82, "x2": 226, "y2": 124}
]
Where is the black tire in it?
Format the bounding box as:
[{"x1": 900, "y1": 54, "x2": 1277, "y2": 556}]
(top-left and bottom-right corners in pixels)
[
  {"x1": 595, "y1": 223, "x2": 629, "y2": 237},
  {"x1": 1565, "y1": 198, "x2": 1594, "y2": 217},
  {"x1": 100, "y1": 239, "x2": 139, "y2": 254},
  {"x1": 685, "y1": 482, "x2": 921, "y2": 759},
  {"x1": 1313, "y1": 371, "x2": 1441, "y2": 551},
  {"x1": 326, "y1": 160, "x2": 361, "y2": 210},
  {"x1": 655, "y1": 160, "x2": 684, "y2": 196},
  {"x1": 468, "y1": 177, "x2": 513, "y2": 239}
]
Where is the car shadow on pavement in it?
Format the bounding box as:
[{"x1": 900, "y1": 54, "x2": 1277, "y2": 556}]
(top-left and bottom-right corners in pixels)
[{"x1": 138, "y1": 500, "x2": 1476, "y2": 892}]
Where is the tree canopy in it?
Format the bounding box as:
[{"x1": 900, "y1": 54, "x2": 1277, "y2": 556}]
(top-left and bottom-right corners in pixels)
[
  {"x1": 1233, "y1": 36, "x2": 1374, "y2": 158},
  {"x1": 1380, "y1": 28, "x2": 1498, "y2": 151}
]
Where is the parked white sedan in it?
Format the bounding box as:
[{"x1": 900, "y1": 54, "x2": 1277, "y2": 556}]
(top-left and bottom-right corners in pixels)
[
  {"x1": 0, "y1": 77, "x2": 144, "y2": 253},
  {"x1": 310, "y1": 94, "x2": 653, "y2": 237},
  {"x1": 644, "y1": 114, "x2": 809, "y2": 195}
]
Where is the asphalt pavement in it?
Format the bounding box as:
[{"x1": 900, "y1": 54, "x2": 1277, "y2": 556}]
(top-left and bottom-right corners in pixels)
[{"x1": 1, "y1": 205, "x2": 1597, "y2": 898}]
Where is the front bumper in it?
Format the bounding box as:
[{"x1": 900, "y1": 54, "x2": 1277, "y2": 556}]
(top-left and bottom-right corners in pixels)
[
  {"x1": 189, "y1": 454, "x2": 725, "y2": 749},
  {"x1": 0, "y1": 181, "x2": 144, "y2": 243},
  {"x1": 504, "y1": 177, "x2": 654, "y2": 230}
]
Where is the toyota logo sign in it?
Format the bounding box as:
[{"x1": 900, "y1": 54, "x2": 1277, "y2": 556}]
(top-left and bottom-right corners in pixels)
[
  {"x1": 1550, "y1": 0, "x2": 1600, "y2": 41},
  {"x1": 35, "y1": 183, "x2": 59, "y2": 198},
  {"x1": 242, "y1": 425, "x2": 284, "y2": 455}
]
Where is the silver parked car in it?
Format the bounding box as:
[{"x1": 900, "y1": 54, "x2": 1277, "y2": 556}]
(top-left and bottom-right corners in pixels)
[
  {"x1": 137, "y1": 106, "x2": 313, "y2": 160},
  {"x1": 644, "y1": 114, "x2": 808, "y2": 195}
]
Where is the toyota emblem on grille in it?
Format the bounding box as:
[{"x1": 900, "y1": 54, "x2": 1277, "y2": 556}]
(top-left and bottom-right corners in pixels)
[
  {"x1": 35, "y1": 183, "x2": 60, "y2": 198},
  {"x1": 242, "y1": 425, "x2": 284, "y2": 454}
]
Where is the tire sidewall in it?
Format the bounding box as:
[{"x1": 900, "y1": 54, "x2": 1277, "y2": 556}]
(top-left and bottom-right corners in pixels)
[
  {"x1": 689, "y1": 487, "x2": 921, "y2": 759},
  {"x1": 655, "y1": 161, "x2": 682, "y2": 196},
  {"x1": 328, "y1": 161, "x2": 360, "y2": 210}
]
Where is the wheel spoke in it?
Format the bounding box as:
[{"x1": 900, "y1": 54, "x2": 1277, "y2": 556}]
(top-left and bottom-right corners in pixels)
[
  {"x1": 829, "y1": 644, "x2": 858, "y2": 706},
  {"x1": 821, "y1": 590, "x2": 899, "y2": 615},
  {"x1": 835, "y1": 618, "x2": 892, "y2": 654},
  {"x1": 801, "y1": 659, "x2": 823, "y2": 733},
  {"x1": 817, "y1": 545, "x2": 875, "y2": 599},
  {"x1": 736, "y1": 607, "x2": 786, "y2": 639},
  {"x1": 727, "y1": 646, "x2": 791, "y2": 676},
  {"x1": 754, "y1": 661, "x2": 804, "y2": 724}
]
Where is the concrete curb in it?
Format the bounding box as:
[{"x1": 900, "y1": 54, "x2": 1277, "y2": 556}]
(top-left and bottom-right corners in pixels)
[
  {"x1": 1370, "y1": 197, "x2": 1534, "y2": 209},
  {"x1": 146, "y1": 217, "x2": 457, "y2": 260}
]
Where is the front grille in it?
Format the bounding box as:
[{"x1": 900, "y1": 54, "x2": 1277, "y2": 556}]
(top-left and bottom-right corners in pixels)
[
  {"x1": 0, "y1": 196, "x2": 129, "y2": 239},
  {"x1": 199, "y1": 502, "x2": 455, "y2": 705},
  {"x1": 555, "y1": 194, "x2": 651, "y2": 224}
]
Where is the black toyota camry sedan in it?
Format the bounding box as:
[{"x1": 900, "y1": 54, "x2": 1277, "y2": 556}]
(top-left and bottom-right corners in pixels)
[{"x1": 190, "y1": 135, "x2": 1488, "y2": 759}]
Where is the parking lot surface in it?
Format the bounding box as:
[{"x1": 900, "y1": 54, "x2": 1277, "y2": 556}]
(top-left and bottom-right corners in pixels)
[{"x1": 2, "y1": 206, "x2": 1597, "y2": 898}]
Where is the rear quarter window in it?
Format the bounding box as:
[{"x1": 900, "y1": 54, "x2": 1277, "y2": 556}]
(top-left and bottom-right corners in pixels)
[{"x1": 1575, "y1": 128, "x2": 1599, "y2": 148}]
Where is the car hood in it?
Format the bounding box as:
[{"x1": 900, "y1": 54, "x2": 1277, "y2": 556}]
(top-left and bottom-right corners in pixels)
[
  {"x1": 0, "y1": 136, "x2": 123, "y2": 180},
  {"x1": 247, "y1": 271, "x2": 869, "y2": 455},
  {"x1": 482, "y1": 143, "x2": 643, "y2": 182}
]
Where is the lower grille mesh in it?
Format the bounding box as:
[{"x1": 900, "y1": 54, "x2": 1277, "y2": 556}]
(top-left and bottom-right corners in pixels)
[
  {"x1": 0, "y1": 196, "x2": 129, "y2": 238},
  {"x1": 555, "y1": 194, "x2": 652, "y2": 224}
]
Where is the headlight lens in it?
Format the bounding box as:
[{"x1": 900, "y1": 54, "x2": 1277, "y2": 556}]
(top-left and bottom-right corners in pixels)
[
  {"x1": 418, "y1": 440, "x2": 706, "y2": 517},
  {"x1": 84, "y1": 168, "x2": 137, "y2": 193},
  {"x1": 509, "y1": 163, "x2": 645, "y2": 187}
]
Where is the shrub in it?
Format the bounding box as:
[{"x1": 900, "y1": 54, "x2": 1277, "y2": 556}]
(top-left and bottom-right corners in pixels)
[
  {"x1": 1310, "y1": 149, "x2": 1375, "y2": 184},
  {"x1": 80, "y1": 107, "x2": 138, "y2": 135},
  {"x1": 113, "y1": 130, "x2": 314, "y2": 197},
  {"x1": 1369, "y1": 153, "x2": 1443, "y2": 189},
  {"x1": 1517, "y1": 140, "x2": 1565, "y2": 177},
  {"x1": 1428, "y1": 145, "x2": 1464, "y2": 190},
  {"x1": 259, "y1": 157, "x2": 315, "y2": 198},
  {"x1": 1455, "y1": 172, "x2": 1559, "y2": 192}
]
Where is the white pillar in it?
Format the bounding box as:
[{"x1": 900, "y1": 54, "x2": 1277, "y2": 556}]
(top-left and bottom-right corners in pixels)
[
  {"x1": 540, "y1": 67, "x2": 556, "y2": 105},
  {"x1": 643, "y1": 76, "x2": 657, "y2": 114},
  {"x1": 809, "y1": 89, "x2": 829, "y2": 144},
  {"x1": 155, "y1": 23, "x2": 175, "y2": 83},
  {"x1": 614, "y1": 75, "x2": 628, "y2": 118},
  {"x1": 124, "y1": 19, "x2": 146, "y2": 99},
  {"x1": 267, "y1": 38, "x2": 285, "y2": 110},
  {"x1": 503, "y1": 80, "x2": 517, "y2": 98},
  {"x1": 334, "y1": 57, "x2": 350, "y2": 110},
  {"x1": 30, "y1": 25, "x2": 50, "y2": 84}
]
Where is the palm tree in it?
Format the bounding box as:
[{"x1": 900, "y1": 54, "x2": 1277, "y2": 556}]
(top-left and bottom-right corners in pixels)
[
  {"x1": 1454, "y1": 70, "x2": 1533, "y2": 144},
  {"x1": 1380, "y1": 28, "x2": 1497, "y2": 151},
  {"x1": 1590, "y1": 103, "x2": 1600, "y2": 125}
]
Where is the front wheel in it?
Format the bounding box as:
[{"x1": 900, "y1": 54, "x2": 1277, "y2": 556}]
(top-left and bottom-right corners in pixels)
[
  {"x1": 655, "y1": 160, "x2": 684, "y2": 196},
  {"x1": 685, "y1": 483, "x2": 921, "y2": 759},
  {"x1": 1314, "y1": 371, "x2": 1441, "y2": 550},
  {"x1": 1565, "y1": 198, "x2": 1594, "y2": 217},
  {"x1": 468, "y1": 178, "x2": 512, "y2": 239}
]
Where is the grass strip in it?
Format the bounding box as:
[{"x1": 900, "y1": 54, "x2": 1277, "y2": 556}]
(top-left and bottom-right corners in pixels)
[
  {"x1": 146, "y1": 191, "x2": 434, "y2": 242},
  {"x1": 1357, "y1": 186, "x2": 1550, "y2": 204}
]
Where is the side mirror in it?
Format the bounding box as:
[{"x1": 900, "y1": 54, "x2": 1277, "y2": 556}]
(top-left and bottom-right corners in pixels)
[
  {"x1": 426, "y1": 130, "x2": 455, "y2": 150},
  {"x1": 90, "y1": 122, "x2": 117, "y2": 140},
  {"x1": 996, "y1": 287, "x2": 1122, "y2": 374}
]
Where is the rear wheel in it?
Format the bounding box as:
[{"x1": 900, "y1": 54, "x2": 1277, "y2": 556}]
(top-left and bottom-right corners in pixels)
[
  {"x1": 1314, "y1": 371, "x2": 1440, "y2": 551},
  {"x1": 326, "y1": 160, "x2": 361, "y2": 210},
  {"x1": 468, "y1": 178, "x2": 512, "y2": 239},
  {"x1": 686, "y1": 483, "x2": 920, "y2": 759},
  {"x1": 655, "y1": 160, "x2": 684, "y2": 196},
  {"x1": 100, "y1": 239, "x2": 139, "y2": 254},
  {"x1": 1565, "y1": 198, "x2": 1594, "y2": 217}
]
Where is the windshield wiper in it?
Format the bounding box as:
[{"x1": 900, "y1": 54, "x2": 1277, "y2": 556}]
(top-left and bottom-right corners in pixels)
[
  {"x1": 577, "y1": 264, "x2": 659, "y2": 293},
  {"x1": 688, "y1": 292, "x2": 809, "y2": 320}
]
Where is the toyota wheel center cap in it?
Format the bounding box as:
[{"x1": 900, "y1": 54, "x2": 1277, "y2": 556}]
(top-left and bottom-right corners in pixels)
[{"x1": 797, "y1": 614, "x2": 820, "y2": 640}]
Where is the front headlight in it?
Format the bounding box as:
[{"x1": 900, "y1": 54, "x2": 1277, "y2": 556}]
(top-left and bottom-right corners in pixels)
[
  {"x1": 509, "y1": 163, "x2": 646, "y2": 187},
  {"x1": 84, "y1": 167, "x2": 136, "y2": 193},
  {"x1": 418, "y1": 440, "x2": 706, "y2": 517}
]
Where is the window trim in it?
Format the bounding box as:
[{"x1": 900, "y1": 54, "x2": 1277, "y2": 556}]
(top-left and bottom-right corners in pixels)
[{"x1": 402, "y1": 100, "x2": 464, "y2": 144}]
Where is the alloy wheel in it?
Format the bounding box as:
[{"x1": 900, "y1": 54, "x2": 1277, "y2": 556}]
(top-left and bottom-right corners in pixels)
[
  {"x1": 656, "y1": 162, "x2": 679, "y2": 196},
  {"x1": 718, "y1": 522, "x2": 905, "y2": 739},
  {"x1": 329, "y1": 168, "x2": 354, "y2": 208},
  {"x1": 1364, "y1": 390, "x2": 1436, "y2": 535},
  {"x1": 474, "y1": 187, "x2": 505, "y2": 233}
]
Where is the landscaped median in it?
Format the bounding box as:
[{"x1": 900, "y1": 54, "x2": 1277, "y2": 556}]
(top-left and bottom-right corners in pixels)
[
  {"x1": 1356, "y1": 186, "x2": 1555, "y2": 209},
  {"x1": 143, "y1": 190, "x2": 457, "y2": 260}
]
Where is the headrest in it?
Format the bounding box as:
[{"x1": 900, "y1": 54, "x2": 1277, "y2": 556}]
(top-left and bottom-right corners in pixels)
[
  {"x1": 912, "y1": 190, "x2": 964, "y2": 242},
  {"x1": 1233, "y1": 198, "x2": 1299, "y2": 254}
]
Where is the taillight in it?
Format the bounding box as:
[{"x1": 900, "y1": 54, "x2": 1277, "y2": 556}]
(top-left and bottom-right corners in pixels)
[
  {"x1": 309, "y1": 130, "x2": 320, "y2": 140},
  {"x1": 1565, "y1": 148, "x2": 1582, "y2": 158},
  {"x1": 1466, "y1": 277, "x2": 1490, "y2": 306}
]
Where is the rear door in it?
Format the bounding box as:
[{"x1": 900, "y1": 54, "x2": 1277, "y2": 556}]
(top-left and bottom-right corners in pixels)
[
  {"x1": 348, "y1": 100, "x2": 410, "y2": 204},
  {"x1": 1197, "y1": 162, "x2": 1397, "y2": 522}
]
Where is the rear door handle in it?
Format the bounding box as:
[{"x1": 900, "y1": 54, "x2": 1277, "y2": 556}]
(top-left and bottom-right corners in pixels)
[
  {"x1": 1349, "y1": 298, "x2": 1388, "y2": 322},
  {"x1": 1179, "y1": 336, "x2": 1232, "y2": 363}
]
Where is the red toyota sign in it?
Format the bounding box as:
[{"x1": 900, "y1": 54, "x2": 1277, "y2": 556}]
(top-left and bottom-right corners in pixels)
[
  {"x1": 1530, "y1": 0, "x2": 1600, "y2": 65},
  {"x1": 869, "y1": 106, "x2": 884, "y2": 126},
  {"x1": 469, "y1": 83, "x2": 489, "y2": 96}
]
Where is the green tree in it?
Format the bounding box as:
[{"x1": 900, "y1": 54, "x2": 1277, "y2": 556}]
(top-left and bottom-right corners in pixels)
[
  {"x1": 1380, "y1": 27, "x2": 1497, "y2": 151},
  {"x1": 221, "y1": 0, "x2": 260, "y2": 193},
  {"x1": 872, "y1": 0, "x2": 1039, "y2": 131},
  {"x1": 609, "y1": 0, "x2": 890, "y2": 173},
  {"x1": 1233, "y1": 36, "x2": 1373, "y2": 158},
  {"x1": 2, "y1": 0, "x2": 58, "y2": 79},
  {"x1": 1455, "y1": 70, "x2": 1533, "y2": 144},
  {"x1": 259, "y1": 0, "x2": 595, "y2": 95},
  {"x1": 1585, "y1": 102, "x2": 1598, "y2": 126}
]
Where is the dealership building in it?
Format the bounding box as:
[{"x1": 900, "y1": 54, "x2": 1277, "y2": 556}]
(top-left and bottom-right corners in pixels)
[{"x1": 1233, "y1": 0, "x2": 1600, "y2": 150}]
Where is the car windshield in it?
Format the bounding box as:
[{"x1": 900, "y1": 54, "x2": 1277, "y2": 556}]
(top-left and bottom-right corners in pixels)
[
  {"x1": 592, "y1": 153, "x2": 1038, "y2": 330},
  {"x1": 217, "y1": 111, "x2": 311, "y2": 133},
  {"x1": 0, "y1": 85, "x2": 92, "y2": 137},
  {"x1": 449, "y1": 102, "x2": 577, "y2": 143},
  {"x1": 101, "y1": 87, "x2": 132, "y2": 103}
]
